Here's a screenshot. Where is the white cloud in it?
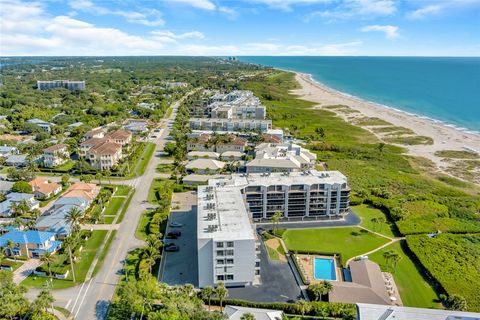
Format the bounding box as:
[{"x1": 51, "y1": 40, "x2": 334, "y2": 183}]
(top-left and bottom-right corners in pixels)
[
  {"x1": 248, "y1": 0, "x2": 331, "y2": 11},
  {"x1": 172, "y1": 0, "x2": 216, "y2": 11},
  {"x1": 151, "y1": 30, "x2": 205, "y2": 44},
  {"x1": 361, "y1": 25, "x2": 399, "y2": 39},
  {"x1": 407, "y1": 5, "x2": 442, "y2": 19},
  {"x1": 68, "y1": 0, "x2": 165, "y2": 26},
  {"x1": 307, "y1": 0, "x2": 396, "y2": 21}
]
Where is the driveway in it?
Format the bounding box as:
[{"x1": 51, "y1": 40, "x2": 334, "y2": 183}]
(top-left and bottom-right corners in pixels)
[
  {"x1": 159, "y1": 202, "x2": 198, "y2": 287},
  {"x1": 227, "y1": 238, "x2": 303, "y2": 303}
]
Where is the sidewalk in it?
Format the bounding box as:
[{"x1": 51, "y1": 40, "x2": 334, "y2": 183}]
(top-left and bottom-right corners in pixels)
[{"x1": 13, "y1": 258, "x2": 41, "y2": 284}]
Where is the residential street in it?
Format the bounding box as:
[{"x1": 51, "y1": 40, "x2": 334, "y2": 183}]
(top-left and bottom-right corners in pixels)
[{"x1": 21, "y1": 98, "x2": 182, "y2": 319}]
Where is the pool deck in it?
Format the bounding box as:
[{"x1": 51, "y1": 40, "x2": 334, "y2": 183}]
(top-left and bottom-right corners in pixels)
[{"x1": 295, "y1": 254, "x2": 343, "y2": 284}]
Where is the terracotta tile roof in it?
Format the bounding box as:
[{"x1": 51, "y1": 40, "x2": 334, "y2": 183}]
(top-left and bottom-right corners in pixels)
[
  {"x1": 106, "y1": 129, "x2": 131, "y2": 140},
  {"x1": 43, "y1": 143, "x2": 68, "y2": 153},
  {"x1": 89, "y1": 141, "x2": 121, "y2": 155},
  {"x1": 262, "y1": 133, "x2": 281, "y2": 143},
  {"x1": 63, "y1": 182, "x2": 97, "y2": 201},
  {"x1": 29, "y1": 177, "x2": 61, "y2": 195},
  {"x1": 81, "y1": 137, "x2": 106, "y2": 147},
  {"x1": 62, "y1": 190, "x2": 94, "y2": 201},
  {"x1": 0, "y1": 134, "x2": 25, "y2": 142},
  {"x1": 218, "y1": 135, "x2": 247, "y2": 146}
]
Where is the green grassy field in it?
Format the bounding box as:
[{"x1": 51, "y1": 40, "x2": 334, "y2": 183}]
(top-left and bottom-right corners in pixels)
[
  {"x1": 116, "y1": 190, "x2": 134, "y2": 223},
  {"x1": 114, "y1": 185, "x2": 132, "y2": 196},
  {"x1": 147, "y1": 179, "x2": 174, "y2": 204},
  {"x1": 93, "y1": 230, "x2": 117, "y2": 276},
  {"x1": 283, "y1": 227, "x2": 389, "y2": 265},
  {"x1": 266, "y1": 245, "x2": 280, "y2": 261},
  {"x1": 135, "y1": 142, "x2": 155, "y2": 176},
  {"x1": 22, "y1": 230, "x2": 108, "y2": 289},
  {"x1": 368, "y1": 241, "x2": 440, "y2": 309},
  {"x1": 353, "y1": 204, "x2": 397, "y2": 238},
  {"x1": 135, "y1": 210, "x2": 153, "y2": 240}
]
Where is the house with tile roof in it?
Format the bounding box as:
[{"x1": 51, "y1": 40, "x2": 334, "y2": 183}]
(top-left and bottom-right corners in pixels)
[
  {"x1": 29, "y1": 177, "x2": 62, "y2": 199},
  {"x1": 42, "y1": 143, "x2": 70, "y2": 168},
  {"x1": 0, "y1": 230, "x2": 61, "y2": 258}
]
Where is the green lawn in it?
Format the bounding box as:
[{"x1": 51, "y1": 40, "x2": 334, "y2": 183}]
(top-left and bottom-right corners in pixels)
[
  {"x1": 266, "y1": 245, "x2": 280, "y2": 261},
  {"x1": 22, "y1": 230, "x2": 108, "y2": 289},
  {"x1": 116, "y1": 190, "x2": 134, "y2": 223},
  {"x1": 135, "y1": 210, "x2": 154, "y2": 240},
  {"x1": 147, "y1": 179, "x2": 173, "y2": 204},
  {"x1": 353, "y1": 204, "x2": 397, "y2": 238},
  {"x1": 115, "y1": 185, "x2": 132, "y2": 196},
  {"x1": 103, "y1": 197, "x2": 124, "y2": 216},
  {"x1": 156, "y1": 163, "x2": 174, "y2": 173},
  {"x1": 283, "y1": 227, "x2": 389, "y2": 265},
  {"x1": 368, "y1": 241, "x2": 440, "y2": 308},
  {"x1": 93, "y1": 230, "x2": 117, "y2": 276},
  {"x1": 135, "y1": 142, "x2": 155, "y2": 176}
]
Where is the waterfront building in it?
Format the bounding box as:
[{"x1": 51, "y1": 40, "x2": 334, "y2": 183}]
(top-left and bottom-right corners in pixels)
[{"x1": 37, "y1": 80, "x2": 85, "y2": 91}]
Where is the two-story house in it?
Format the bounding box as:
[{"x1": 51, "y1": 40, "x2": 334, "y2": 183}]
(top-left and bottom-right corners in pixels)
[
  {"x1": 0, "y1": 193, "x2": 40, "y2": 217},
  {"x1": 0, "y1": 230, "x2": 62, "y2": 258},
  {"x1": 42, "y1": 144, "x2": 69, "y2": 168},
  {"x1": 29, "y1": 177, "x2": 62, "y2": 199}
]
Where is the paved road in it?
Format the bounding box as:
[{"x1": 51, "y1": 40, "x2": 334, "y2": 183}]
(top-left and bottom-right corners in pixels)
[{"x1": 34, "y1": 97, "x2": 183, "y2": 319}]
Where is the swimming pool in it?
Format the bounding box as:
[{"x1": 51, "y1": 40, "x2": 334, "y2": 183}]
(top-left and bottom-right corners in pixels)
[{"x1": 314, "y1": 257, "x2": 337, "y2": 281}]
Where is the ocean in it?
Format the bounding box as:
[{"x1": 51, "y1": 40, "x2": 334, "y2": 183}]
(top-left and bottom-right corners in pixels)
[{"x1": 239, "y1": 56, "x2": 480, "y2": 134}]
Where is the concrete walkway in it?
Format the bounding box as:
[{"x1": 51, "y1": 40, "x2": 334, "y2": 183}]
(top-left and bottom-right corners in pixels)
[
  {"x1": 81, "y1": 224, "x2": 120, "y2": 230},
  {"x1": 13, "y1": 259, "x2": 41, "y2": 284}
]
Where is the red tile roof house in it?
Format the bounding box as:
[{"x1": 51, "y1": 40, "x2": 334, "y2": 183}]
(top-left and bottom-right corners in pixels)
[
  {"x1": 42, "y1": 143, "x2": 70, "y2": 168},
  {"x1": 29, "y1": 177, "x2": 62, "y2": 199},
  {"x1": 79, "y1": 129, "x2": 132, "y2": 170}
]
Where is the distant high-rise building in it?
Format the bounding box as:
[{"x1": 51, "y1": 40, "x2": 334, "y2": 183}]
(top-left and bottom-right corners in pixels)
[{"x1": 37, "y1": 80, "x2": 85, "y2": 91}]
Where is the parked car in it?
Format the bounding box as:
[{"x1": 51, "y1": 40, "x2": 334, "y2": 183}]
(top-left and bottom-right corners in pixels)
[
  {"x1": 164, "y1": 244, "x2": 180, "y2": 252},
  {"x1": 166, "y1": 231, "x2": 181, "y2": 239},
  {"x1": 170, "y1": 222, "x2": 183, "y2": 228}
]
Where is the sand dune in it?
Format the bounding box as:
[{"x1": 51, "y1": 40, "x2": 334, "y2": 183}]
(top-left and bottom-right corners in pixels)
[{"x1": 293, "y1": 72, "x2": 480, "y2": 183}]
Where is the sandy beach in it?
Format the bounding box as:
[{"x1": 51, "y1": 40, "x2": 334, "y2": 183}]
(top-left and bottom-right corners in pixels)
[{"x1": 293, "y1": 72, "x2": 480, "y2": 184}]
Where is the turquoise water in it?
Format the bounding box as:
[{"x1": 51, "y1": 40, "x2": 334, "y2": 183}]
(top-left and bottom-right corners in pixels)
[
  {"x1": 314, "y1": 257, "x2": 336, "y2": 281},
  {"x1": 239, "y1": 56, "x2": 480, "y2": 133}
]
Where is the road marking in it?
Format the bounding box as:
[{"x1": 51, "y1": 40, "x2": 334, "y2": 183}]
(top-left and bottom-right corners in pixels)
[
  {"x1": 75, "y1": 277, "x2": 94, "y2": 319},
  {"x1": 65, "y1": 299, "x2": 72, "y2": 310},
  {"x1": 70, "y1": 280, "x2": 87, "y2": 313}
]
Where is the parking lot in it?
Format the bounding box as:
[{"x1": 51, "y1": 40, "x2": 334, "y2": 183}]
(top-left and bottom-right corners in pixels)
[{"x1": 159, "y1": 192, "x2": 198, "y2": 286}]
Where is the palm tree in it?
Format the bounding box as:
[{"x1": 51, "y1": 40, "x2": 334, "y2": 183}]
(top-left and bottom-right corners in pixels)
[
  {"x1": 66, "y1": 207, "x2": 83, "y2": 238},
  {"x1": 7, "y1": 240, "x2": 16, "y2": 263},
  {"x1": 271, "y1": 211, "x2": 283, "y2": 235},
  {"x1": 63, "y1": 237, "x2": 76, "y2": 282},
  {"x1": 318, "y1": 280, "x2": 333, "y2": 301},
  {"x1": 31, "y1": 288, "x2": 55, "y2": 314},
  {"x1": 370, "y1": 217, "x2": 379, "y2": 231},
  {"x1": 201, "y1": 286, "x2": 215, "y2": 311},
  {"x1": 146, "y1": 235, "x2": 162, "y2": 250},
  {"x1": 215, "y1": 282, "x2": 228, "y2": 312},
  {"x1": 377, "y1": 216, "x2": 386, "y2": 232},
  {"x1": 41, "y1": 252, "x2": 55, "y2": 279},
  {"x1": 389, "y1": 251, "x2": 402, "y2": 273},
  {"x1": 95, "y1": 172, "x2": 103, "y2": 185},
  {"x1": 297, "y1": 299, "x2": 311, "y2": 316},
  {"x1": 383, "y1": 250, "x2": 392, "y2": 271},
  {"x1": 104, "y1": 170, "x2": 112, "y2": 184},
  {"x1": 143, "y1": 246, "x2": 160, "y2": 274}
]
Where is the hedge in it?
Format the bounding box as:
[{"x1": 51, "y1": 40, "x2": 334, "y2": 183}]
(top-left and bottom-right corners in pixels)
[
  {"x1": 206, "y1": 298, "x2": 356, "y2": 319},
  {"x1": 1, "y1": 260, "x2": 16, "y2": 267},
  {"x1": 291, "y1": 253, "x2": 310, "y2": 285}
]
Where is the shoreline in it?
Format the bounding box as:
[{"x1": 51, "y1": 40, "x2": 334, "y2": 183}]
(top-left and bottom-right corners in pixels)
[{"x1": 290, "y1": 71, "x2": 480, "y2": 183}]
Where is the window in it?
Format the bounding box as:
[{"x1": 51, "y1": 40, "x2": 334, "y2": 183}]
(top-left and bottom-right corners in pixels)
[
  {"x1": 226, "y1": 259, "x2": 234, "y2": 264},
  {"x1": 226, "y1": 275, "x2": 234, "y2": 280},
  {"x1": 226, "y1": 241, "x2": 234, "y2": 248},
  {"x1": 216, "y1": 259, "x2": 224, "y2": 265},
  {"x1": 216, "y1": 250, "x2": 224, "y2": 256},
  {"x1": 217, "y1": 275, "x2": 224, "y2": 281},
  {"x1": 216, "y1": 242, "x2": 224, "y2": 248},
  {"x1": 225, "y1": 250, "x2": 234, "y2": 256}
]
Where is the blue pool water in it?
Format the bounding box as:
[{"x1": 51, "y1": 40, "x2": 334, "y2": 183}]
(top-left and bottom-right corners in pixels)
[{"x1": 314, "y1": 257, "x2": 337, "y2": 281}]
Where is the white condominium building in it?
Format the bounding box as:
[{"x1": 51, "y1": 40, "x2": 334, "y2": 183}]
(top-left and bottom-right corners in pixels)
[
  {"x1": 197, "y1": 185, "x2": 259, "y2": 288},
  {"x1": 189, "y1": 118, "x2": 272, "y2": 133},
  {"x1": 37, "y1": 80, "x2": 86, "y2": 91},
  {"x1": 209, "y1": 170, "x2": 350, "y2": 220},
  {"x1": 209, "y1": 90, "x2": 266, "y2": 120},
  {"x1": 246, "y1": 142, "x2": 317, "y2": 173}
]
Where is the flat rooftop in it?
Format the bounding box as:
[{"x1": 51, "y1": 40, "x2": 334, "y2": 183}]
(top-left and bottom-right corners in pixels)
[
  {"x1": 209, "y1": 170, "x2": 348, "y2": 188},
  {"x1": 197, "y1": 185, "x2": 255, "y2": 241},
  {"x1": 356, "y1": 303, "x2": 480, "y2": 320}
]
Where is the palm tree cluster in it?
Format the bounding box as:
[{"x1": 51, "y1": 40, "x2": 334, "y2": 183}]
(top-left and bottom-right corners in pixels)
[
  {"x1": 0, "y1": 272, "x2": 56, "y2": 320},
  {"x1": 370, "y1": 216, "x2": 386, "y2": 232},
  {"x1": 201, "y1": 282, "x2": 229, "y2": 312},
  {"x1": 307, "y1": 281, "x2": 333, "y2": 302},
  {"x1": 382, "y1": 250, "x2": 402, "y2": 273}
]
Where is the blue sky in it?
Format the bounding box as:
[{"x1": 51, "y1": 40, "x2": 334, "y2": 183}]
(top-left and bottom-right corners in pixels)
[{"x1": 1, "y1": 0, "x2": 480, "y2": 56}]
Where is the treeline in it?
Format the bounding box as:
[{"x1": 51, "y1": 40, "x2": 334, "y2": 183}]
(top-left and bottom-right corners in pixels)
[{"x1": 406, "y1": 234, "x2": 480, "y2": 312}]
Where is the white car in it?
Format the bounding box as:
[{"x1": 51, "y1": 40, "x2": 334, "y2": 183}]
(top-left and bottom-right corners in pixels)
[{"x1": 170, "y1": 222, "x2": 183, "y2": 228}]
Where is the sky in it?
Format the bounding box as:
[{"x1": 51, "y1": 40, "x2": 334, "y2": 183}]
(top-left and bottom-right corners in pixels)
[{"x1": 1, "y1": 0, "x2": 480, "y2": 56}]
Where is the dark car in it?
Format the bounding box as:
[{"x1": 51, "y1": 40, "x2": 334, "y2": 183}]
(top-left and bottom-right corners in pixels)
[
  {"x1": 164, "y1": 244, "x2": 180, "y2": 252},
  {"x1": 166, "y1": 231, "x2": 181, "y2": 239}
]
